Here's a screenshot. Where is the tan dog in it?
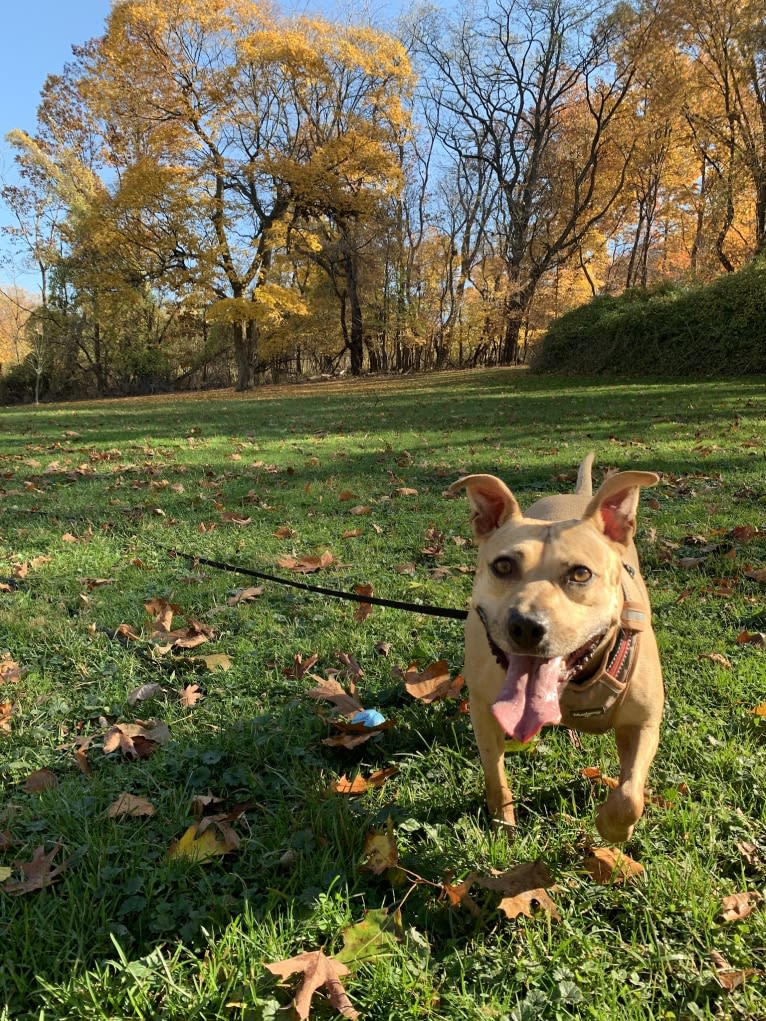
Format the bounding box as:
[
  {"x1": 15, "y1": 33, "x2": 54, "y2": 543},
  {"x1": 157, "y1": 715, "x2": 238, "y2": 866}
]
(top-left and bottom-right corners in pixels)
[{"x1": 451, "y1": 454, "x2": 663, "y2": 843}]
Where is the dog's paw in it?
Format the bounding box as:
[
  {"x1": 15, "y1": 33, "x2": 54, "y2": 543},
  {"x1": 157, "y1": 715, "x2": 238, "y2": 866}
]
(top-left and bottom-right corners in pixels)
[{"x1": 595, "y1": 807, "x2": 635, "y2": 844}]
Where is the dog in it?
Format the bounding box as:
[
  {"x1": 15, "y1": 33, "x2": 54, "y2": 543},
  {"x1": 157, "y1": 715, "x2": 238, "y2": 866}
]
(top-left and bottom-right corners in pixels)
[{"x1": 450, "y1": 454, "x2": 663, "y2": 842}]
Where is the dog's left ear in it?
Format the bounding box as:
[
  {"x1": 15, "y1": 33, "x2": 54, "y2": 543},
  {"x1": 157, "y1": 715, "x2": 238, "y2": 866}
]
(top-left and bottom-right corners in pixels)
[
  {"x1": 583, "y1": 471, "x2": 659, "y2": 545},
  {"x1": 449, "y1": 474, "x2": 521, "y2": 539}
]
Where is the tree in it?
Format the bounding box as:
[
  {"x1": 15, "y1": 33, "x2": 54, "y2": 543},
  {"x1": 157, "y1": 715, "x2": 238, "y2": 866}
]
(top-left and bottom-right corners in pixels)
[{"x1": 410, "y1": 0, "x2": 653, "y2": 363}]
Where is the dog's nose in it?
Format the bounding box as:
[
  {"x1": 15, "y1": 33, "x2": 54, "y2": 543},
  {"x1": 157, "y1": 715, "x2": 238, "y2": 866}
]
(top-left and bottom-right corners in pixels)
[{"x1": 507, "y1": 609, "x2": 546, "y2": 650}]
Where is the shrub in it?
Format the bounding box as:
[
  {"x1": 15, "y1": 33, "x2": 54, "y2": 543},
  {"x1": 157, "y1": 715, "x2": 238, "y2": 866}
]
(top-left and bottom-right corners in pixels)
[{"x1": 532, "y1": 259, "x2": 766, "y2": 375}]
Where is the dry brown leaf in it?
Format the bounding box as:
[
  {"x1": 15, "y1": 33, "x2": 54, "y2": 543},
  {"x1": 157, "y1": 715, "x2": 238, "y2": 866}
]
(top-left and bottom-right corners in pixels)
[
  {"x1": 265, "y1": 949, "x2": 358, "y2": 1020},
  {"x1": 744, "y1": 566, "x2": 766, "y2": 584},
  {"x1": 0, "y1": 701, "x2": 13, "y2": 733},
  {"x1": 719, "y1": 891, "x2": 762, "y2": 923},
  {"x1": 403, "y1": 660, "x2": 465, "y2": 703},
  {"x1": 698, "y1": 652, "x2": 733, "y2": 670},
  {"x1": 115, "y1": 623, "x2": 142, "y2": 642},
  {"x1": 102, "y1": 719, "x2": 170, "y2": 760},
  {"x1": 289, "y1": 652, "x2": 319, "y2": 679},
  {"x1": 353, "y1": 584, "x2": 373, "y2": 622},
  {"x1": 226, "y1": 586, "x2": 264, "y2": 605},
  {"x1": 276, "y1": 551, "x2": 335, "y2": 574},
  {"x1": 710, "y1": 950, "x2": 762, "y2": 991},
  {"x1": 23, "y1": 769, "x2": 58, "y2": 793},
  {"x1": 737, "y1": 630, "x2": 766, "y2": 646},
  {"x1": 584, "y1": 847, "x2": 644, "y2": 885},
  {"x1": 330, "y1": 766, "x2": 399, "y2": 796},
  {"x1": 305, "y1": 676, "x2": 363, "y2": 716},
  {"x1": 322, "y1": 732, "x2": 375, "y2": 749},
  {"x1": 0, "y1": 657, "x2": 25, "y2": 685},
  {"x1": 336, "y1": 651, "x2": 364, "y2": 678},
  {"x1": 127, "y1": 682, "x2": 164, "y2": 705},
  {"x1": 475, "y1": 860, "x2": 560, "y2": 920},
  {"x1": 179, "y1": 684, "x2": 204, "y2": 707},
  {"x1": 442, "y1": 873, "x2": 481, "y2": 916},
  {"x1": 187, "y1": 653, "x2": 233, "y2": 672},
  {"x1": 580, "y1": 767, "x2": 619, "y2": 789},
  {"x1": 2, "y1": 843, "x2": 69, "y2": 895},
  {"x1": 107, "y1": 793, "x2": 156, "y2": 818}
]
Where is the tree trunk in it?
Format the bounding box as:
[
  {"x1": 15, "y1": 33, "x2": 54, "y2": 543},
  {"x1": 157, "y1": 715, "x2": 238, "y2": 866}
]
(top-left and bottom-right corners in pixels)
[
  {"x1": 344, "y1": 244, "x2": 364, "y2": 376},
  {"x1": 234, "y1": 319, "x2": 255, "y2": 390}
]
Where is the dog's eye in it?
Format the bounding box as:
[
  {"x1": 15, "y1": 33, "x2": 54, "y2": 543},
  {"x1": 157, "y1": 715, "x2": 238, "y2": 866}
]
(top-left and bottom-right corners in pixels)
[
  {"x1": 568, "y1": 565, "x2": 593, "y2": 584},
  {"x1": 491, "y1": 556, "x2": 517, "y2": 578}
]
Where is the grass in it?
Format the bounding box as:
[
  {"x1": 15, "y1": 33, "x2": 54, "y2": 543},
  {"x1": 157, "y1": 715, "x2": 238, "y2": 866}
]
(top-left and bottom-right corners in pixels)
[{"x1": 0, "y1": 368, "x2": 764, "y2": 1020}]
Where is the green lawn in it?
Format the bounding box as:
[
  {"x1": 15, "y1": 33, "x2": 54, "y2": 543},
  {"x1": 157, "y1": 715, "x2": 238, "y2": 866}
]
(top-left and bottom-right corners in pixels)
[{"x1": 0, "y1": 369, "x2": 764, "y2": 1020}]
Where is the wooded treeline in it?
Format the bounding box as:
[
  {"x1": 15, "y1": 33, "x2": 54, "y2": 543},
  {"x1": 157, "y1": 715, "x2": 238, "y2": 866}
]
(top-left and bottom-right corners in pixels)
[{"x1": 1, "y1": 0, "x2": 764, "y2": 399}]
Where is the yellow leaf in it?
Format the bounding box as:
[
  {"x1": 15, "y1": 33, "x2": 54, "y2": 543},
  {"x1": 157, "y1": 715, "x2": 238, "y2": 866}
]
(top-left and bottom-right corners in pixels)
[{"x1": 168, "y1": 822, "x2": 237, "y2": 863}]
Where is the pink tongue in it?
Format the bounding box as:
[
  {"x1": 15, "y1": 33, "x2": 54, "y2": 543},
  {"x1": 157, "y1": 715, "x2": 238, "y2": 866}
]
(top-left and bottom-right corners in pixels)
[{"x1": 491, "y1": 655, "x2": 565, "y2": 743}]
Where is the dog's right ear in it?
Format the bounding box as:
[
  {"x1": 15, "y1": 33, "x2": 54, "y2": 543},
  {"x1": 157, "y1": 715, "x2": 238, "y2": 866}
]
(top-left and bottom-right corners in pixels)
[{"x1": 449, "y1": 475, "x2": 521, "y2": 539}]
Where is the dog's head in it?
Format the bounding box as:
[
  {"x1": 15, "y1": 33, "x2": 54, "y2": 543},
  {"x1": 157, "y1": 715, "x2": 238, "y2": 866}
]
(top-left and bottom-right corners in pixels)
[{"x1": 450, "y1": 470, "x2": 658, "y2": 742}]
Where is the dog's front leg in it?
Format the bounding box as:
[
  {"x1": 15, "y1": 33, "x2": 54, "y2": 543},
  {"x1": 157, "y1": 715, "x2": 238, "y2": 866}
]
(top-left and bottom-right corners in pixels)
[
  {"x1": 596, "y1": 723, "x2": 661, "y2": 843},
  {"x1": 470, "y1": 697, "x2": 515, "y2": 827}
]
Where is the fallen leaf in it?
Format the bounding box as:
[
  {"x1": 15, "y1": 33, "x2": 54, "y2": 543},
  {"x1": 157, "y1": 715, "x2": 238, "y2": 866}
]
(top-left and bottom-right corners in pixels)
[
  {"x1": 441, "y1": 873, "x2": 481, "y2": 916},
  {"x1": 330, "y1": 766, "x2": 399, "y2": 796},
  {"x1": 265, "y1": 949, "x2": 358, "y2": 1020},
  {"x1": 220, "y1": 511, "x2": 252, "y2": 526},
  {"x1": 186, "y1": 653, "x2": 232, "y2": 672},
  {"x1": 179, "y1": 683, "x2": 204, "y2": 707},
  {"x1": 361, "y1": 824, "x2": 399, "y2": 875},
  {"x1": 107, "y1": 793, "x2": 156, "y2": 818},
  {"x1": 737, "y1": 630, "x2": 766, "y2": 646},
  {"x1": 226, "y1": 586, "x2": 264, "y2": 605},
  {"x1": 127, "y1": 682, "x2": 164, "y2": 706},
  {"x1": 2, "y1": 843, "x2": 69, "y2": 895},
  {"x1": 0, "y1": 657, "x2": 25, "y2": 685},
  {"x1": 102, "y1": 719, "x2": 170, "y2": 759},
  {"x1": 402, "y1": 661, "x2": 465, "y2": 703},
  {"x1": 719, "y1": 891, "x2": 762, "y2": 923},
  {"x1": 753, "y1": 703, "x2": 766, "y2": 718},
  {"x1": 0, "y1": 701, "x2": 13, "y2": 733},
  {"x1": 744, "y1": 566, "x2": 766, "y2": 584},
  {"x1": 336, "y1": 651, "x2": 364, "y2": 678},
  {"x1": 23, "y1": 769, "x2": 58, "y2": 793},
  {"x1": 580, "y1": 767, "x2": 619, "y2": 789},
  {"x1": 710, "y1": 950, "x2": 761, "y2": 991},
  {"x1": 584, "y1": 847, "x2": 644, "y2": 885},
  {"x1": 698, "y1": 652, "x2": 733, "y2": 670},
  {"x1": 353, "y1": 584, "x2": 373, "y2": 622},
  {"x1": 476, "y1": 860, "x2": 561, "y2": 921},
  {"x1": 167, "y1": 821, "x2": 239, "y2": 863},
  {"x1": 306, "y1": 677, "x2": 363, "y2": 716},
  {"x1": 276, "y1": 551, "x2": 335, "y2": 574},
  {"x1": 336, "y1": 908, "x2": 403, "y2": 967}
]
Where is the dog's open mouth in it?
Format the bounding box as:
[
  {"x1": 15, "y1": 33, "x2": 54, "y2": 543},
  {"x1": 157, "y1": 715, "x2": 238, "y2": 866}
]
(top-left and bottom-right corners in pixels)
[{"x1": 491, "y1": 632, "x2": 607, "y2": 744}]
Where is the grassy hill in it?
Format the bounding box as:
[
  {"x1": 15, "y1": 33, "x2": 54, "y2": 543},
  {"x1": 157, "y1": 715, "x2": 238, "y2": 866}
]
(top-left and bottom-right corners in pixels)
[{"x1": 533, "y1": 259, "x2": 766, "y2": 376}]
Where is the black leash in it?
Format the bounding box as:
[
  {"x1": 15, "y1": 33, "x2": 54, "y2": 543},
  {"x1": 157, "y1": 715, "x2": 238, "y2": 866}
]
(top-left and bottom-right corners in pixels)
[{"x1": 161, "y1": 546, "x2": 469, "y2": 621}]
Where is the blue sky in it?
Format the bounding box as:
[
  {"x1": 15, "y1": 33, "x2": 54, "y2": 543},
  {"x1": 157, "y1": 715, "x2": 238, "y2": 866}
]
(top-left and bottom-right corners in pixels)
[
  {"x1": 0, "y1": 1, "x2": 407, "y2": 290},
  {"x1": 0, "y1": 1, "x2": 113, "y2": 289}
]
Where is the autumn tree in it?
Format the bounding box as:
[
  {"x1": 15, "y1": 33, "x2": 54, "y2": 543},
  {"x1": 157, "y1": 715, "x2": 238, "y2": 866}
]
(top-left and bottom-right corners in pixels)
[{"x1": 409, "y1": 0, "x2": 656, "y2": 364}]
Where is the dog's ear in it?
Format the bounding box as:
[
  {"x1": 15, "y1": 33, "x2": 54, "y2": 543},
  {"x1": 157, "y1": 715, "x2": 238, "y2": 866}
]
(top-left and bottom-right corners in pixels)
[
  {"x1": 449, "y1": 474, "x2": 521, "y2": 539},
  {"x1": 583, "y1": 471, "x2": 659, "y2": 545}
]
